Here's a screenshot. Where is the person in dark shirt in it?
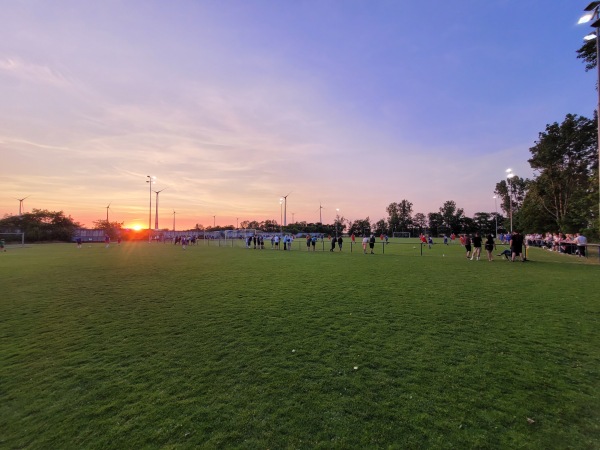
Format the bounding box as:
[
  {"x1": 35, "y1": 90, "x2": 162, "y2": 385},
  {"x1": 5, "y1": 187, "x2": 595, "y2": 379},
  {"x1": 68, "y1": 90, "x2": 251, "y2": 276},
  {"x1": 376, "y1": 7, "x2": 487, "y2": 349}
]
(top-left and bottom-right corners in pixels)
[
  {"x1": 337, "y1": 235, "x2": 343, "y2": 251},
  {"x1": 484, "y1": 234, "x2": 496, "y2": 261},
  {"x1": 471, "y1": 232, "x2": 482, "y2": 260},
  {"x1": 464, "y1": 234, "x2": 472, "y2": 259},
  {"x1": 369, "y1": 235, "x2": 376, "y2": 254},
  {"x1": 510, "y1": 231, "x2": 525, "y2": 262}
]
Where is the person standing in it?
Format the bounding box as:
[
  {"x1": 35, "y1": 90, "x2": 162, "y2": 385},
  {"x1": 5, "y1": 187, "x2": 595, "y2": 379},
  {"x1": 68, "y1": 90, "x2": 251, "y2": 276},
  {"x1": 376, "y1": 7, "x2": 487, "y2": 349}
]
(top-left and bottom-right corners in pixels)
[
  {"x1": 306, "y1": 235, "x2": 311, "y2": 251},
  {"x1": 337, "y1": 235, "x2": 343, "y2": 251},
  {"x1": 369, "y1": 234, "x2": 376, "y2": 254},
  {"x1": 311, "y1": 235, "x2": 317, "y2": 251},
  {"x1": 464, "y1": 234, "x2": 472, "y2": 259},
  {"x1": 471, "y1": 232, "x2": 482, "y2": 260},
  {"x1": 574, "y1": 233, "x2": 587, "y2": 257},
  {"x1": 510, "y1": 231, "x2": 525, "y2": 262},
  {"x1": 104, "y1": 234, "x2": 110, "y2": 249},
  {"x1": 330, "y1": 236, "x2": 336, "y2": 252},
  {"x1": 75, "y1": 236, "x2": 82, "y2": 249},
  {"x1": 484, "y1": 234, "x2": 496, "y2": 261},
  {"x1": 362, "y1": 236, "x2": 369, "y2": 254}
]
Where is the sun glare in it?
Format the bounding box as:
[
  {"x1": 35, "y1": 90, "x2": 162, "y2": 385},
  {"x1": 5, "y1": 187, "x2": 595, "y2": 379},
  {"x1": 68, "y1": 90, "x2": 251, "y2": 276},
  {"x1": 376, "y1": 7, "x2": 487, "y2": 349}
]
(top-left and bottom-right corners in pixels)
[{"x1": 130, "y1": 224, "x2": 143, "y2": 231}]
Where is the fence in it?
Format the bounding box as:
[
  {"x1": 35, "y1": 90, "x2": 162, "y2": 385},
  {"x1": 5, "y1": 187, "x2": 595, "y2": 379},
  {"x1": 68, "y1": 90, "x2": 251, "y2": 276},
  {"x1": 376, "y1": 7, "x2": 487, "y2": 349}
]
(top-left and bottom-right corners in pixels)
[
  {"x1": 201, "y1": 238, "x2": 443, "y2": 256},
  {"x1": 198, "y1": 238, "x2": 600, "y2": 262}
]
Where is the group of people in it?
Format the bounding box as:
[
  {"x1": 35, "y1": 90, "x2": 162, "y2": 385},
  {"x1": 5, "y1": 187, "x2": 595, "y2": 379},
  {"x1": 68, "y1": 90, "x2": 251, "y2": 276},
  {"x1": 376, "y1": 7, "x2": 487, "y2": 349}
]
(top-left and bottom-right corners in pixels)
[
  {"x1": 244, "y1": 234, "x2": 297, "y2": 250},
  {"x1": 524, "y1": 232, "x2": 588, "y2": 257},
  {"x1": 460, "y1": 231, "x2": 525, "y2": 262}
]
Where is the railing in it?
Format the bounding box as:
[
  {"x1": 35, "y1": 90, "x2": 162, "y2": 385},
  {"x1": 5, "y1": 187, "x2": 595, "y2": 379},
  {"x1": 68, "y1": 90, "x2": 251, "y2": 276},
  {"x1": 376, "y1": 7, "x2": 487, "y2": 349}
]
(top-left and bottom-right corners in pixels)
[{"x1": 199, "y1": 238, "x2": 600, "y2": 262}]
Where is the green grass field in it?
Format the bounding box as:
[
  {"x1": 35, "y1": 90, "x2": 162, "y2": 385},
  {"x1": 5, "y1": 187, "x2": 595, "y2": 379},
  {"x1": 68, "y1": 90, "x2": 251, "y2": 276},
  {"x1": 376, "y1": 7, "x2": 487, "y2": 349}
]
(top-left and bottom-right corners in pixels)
[{"x1": 2, "y1": 240, "x2": 599, "y2": 449}]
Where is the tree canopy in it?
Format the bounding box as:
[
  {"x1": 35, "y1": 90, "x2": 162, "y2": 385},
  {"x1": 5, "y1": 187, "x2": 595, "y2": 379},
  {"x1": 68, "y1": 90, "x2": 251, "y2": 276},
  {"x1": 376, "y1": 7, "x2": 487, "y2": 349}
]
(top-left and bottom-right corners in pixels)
[{"x1": 0, "y1": 209, "x2": 82, "y2": 242}]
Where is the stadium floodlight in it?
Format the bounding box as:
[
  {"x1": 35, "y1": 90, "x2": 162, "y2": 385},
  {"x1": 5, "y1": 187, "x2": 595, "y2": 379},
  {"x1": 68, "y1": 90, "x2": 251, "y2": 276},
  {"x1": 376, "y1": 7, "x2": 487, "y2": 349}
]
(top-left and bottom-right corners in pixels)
[
  {"x1": 506, "y1": 169, "x2": 515, "y2": 233},
  {"x1": 580, "y1": 2, "x2": 600, "y2": 233},
  {"x1": 279, "y1": 198, "x2": 283, "y2": 233},
  {"x1": 106, "y1": 202, "x2": 111, "y2": 223}
]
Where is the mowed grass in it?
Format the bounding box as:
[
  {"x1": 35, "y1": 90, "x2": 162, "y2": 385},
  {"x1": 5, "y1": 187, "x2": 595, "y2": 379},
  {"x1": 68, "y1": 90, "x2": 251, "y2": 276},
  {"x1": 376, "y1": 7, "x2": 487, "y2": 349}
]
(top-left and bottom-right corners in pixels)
[{"x1": 1, "y1": 240, "x2": 599, "y2": 449}]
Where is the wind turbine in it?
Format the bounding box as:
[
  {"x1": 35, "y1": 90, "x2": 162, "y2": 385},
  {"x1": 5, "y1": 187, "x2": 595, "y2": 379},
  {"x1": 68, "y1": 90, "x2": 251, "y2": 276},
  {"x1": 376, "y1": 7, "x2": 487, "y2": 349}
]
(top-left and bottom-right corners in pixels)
[
  {"x1": 16, "y1": 196, "x2": 29, "y2": 216},
  {"x1": 106, "y1": 202, "x2": 111, "y2": 223},
  {"x1": 281, "y1": 191, "x2": 292, "y2": 226},
  {"x1": 154, "y1": 188, "x2": 166, "y2": 230},
  {"x1": 318, "y1": 202, "x2": 324, "y2": 224},
  {"x1": 172, "y1": 210, "x2": 176, "y2": 232}
]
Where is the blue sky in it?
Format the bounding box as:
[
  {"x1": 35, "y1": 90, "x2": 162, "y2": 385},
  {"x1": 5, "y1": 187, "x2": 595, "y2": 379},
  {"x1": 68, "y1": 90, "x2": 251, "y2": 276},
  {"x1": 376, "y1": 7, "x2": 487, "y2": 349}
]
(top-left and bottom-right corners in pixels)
[{"x1": 0, "y1": 1, "x2": 596, "y2": 229}]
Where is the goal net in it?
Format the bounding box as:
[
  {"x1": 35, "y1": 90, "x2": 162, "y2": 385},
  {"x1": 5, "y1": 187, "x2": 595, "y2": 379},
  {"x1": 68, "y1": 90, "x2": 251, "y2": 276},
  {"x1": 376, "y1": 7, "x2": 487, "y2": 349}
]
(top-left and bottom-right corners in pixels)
[
  {"x1": 393, "y1": 232, "x2": 411, "y2": 238},
  {"x1": 0, "y1": 232, "x2": 25, "y2": 247}
]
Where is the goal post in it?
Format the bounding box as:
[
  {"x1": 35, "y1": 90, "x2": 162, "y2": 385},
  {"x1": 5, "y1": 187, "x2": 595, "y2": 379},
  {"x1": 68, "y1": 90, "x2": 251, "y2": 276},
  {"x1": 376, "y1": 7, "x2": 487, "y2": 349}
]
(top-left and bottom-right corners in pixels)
[
  {"x1": 393, "y1": 232, "x2": 411, "y2": 238},
  {"x1": 0, "y1": 232, "x2": 25, "y2": 247}
]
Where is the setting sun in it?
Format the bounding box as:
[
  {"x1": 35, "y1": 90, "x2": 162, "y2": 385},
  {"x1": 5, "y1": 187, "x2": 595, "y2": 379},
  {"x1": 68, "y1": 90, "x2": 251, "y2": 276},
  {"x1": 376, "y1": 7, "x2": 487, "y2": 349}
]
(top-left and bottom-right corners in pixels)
[{"x1": 129, "y1": 224, "x2": 143, "y2": 231}]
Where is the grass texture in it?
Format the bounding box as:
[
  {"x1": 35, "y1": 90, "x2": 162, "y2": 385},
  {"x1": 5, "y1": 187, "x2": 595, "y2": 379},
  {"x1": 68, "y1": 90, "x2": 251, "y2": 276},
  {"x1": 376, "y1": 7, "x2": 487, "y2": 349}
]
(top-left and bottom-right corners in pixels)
[{"x1": 1, "y1": 240, "x2": 599, "y2": 449}]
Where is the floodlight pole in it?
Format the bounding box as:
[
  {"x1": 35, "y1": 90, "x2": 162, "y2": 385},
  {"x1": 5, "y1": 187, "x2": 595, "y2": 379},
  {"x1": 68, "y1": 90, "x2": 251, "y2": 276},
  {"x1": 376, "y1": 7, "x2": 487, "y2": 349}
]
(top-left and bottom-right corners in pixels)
[
  {"x1": 493, "y1": 195, "x2": 498, "y2": 237},
  {"x1": 146, "y1": 175, "x2": 153, "y2": 242},
  {"x1": 506, "y1": 169, "x2": 514, "y2": 233},
  {"x1": 580, "y1": 2, "x2": 600, "y2": 233}
]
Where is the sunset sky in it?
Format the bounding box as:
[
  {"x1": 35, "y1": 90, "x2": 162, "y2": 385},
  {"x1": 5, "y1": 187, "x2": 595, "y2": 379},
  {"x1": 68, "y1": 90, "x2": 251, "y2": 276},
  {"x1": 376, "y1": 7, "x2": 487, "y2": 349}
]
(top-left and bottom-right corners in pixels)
[{"x1": 1, "y1": 1, "x2": 596, "y2": 230}]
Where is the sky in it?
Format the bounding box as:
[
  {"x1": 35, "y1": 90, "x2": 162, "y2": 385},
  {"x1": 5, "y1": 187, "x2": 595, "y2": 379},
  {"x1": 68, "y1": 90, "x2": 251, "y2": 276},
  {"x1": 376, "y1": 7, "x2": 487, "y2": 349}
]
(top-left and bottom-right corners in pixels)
[{"x1": 0, "y1": 0, "x2": 597, "y2": 230}]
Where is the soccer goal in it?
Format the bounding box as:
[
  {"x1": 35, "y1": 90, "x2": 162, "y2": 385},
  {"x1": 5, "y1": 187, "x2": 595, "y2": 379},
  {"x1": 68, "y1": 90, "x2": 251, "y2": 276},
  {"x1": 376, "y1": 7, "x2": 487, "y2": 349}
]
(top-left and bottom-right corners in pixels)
[
  {"x1": 0, "y1": 232, "x2": 25, "y2": 248},
  {"x1": 393, "y1": 232, "x2": 411, "y2": 238}
]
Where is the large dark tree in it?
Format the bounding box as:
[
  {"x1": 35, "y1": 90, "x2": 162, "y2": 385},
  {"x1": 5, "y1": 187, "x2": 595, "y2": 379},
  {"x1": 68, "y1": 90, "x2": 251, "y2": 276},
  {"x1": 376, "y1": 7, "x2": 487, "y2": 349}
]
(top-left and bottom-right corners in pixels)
[
  {"x1": 411, "y1": 213, "x2": 427, "y2": 234},
  {"x1": 427, "y1": 212, "x2": 443, "y2": 236},
  {"x1": 386, "y1": 200, "x2": 413, "y2": 234},
  {"x1": 526, "y1": 113, "x2": 597, "y2": 233},
  {"x1": 576, "y1": 39, "x2": 596, "y2": 72},
  {"x1": 494, "y1": 175, "x2": 530, "y2": 232},
  {"x1": 93, "y1": 219, "x2": 124, "y2": 240},
  {"x1": 0, "y1": 209, "x2": 82, "y2": 242},
  {"x1": 347, "y1": 218, "x2": 372, "y2": 236},
  {"x1": 439, "y1": 200, "x2": 464, "y2": 234}
]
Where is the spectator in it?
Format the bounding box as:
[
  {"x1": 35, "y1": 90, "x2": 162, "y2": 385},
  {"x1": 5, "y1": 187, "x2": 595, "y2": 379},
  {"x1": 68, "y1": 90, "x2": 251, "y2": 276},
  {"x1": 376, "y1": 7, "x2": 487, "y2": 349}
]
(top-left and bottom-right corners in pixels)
[
  {"x1": 369, "y1": 235, "x2": 376, "y2": 254},
  {"x1": 471, "y1": 232, "x2": 482, "y2": 261},
  {"x1": 510, "y1": 231, "x2": 525, "y2": 262},
  {"x1": 464, "y1": 234, "x2": 472, "y2": 259},
  {"x1": 485, "y1": 234, "x2": 496, "y2": 261},
  {"x1": 574, "y1": 233, "x2": 587, "y2": 257}
]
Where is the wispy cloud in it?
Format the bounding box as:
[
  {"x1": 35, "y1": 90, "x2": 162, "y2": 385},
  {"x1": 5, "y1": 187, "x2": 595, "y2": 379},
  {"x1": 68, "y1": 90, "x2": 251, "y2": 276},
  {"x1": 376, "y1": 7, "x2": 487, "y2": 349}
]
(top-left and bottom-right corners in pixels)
[{"x1": 0, "y1": 57, "x2": 71, "y2": 86}]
